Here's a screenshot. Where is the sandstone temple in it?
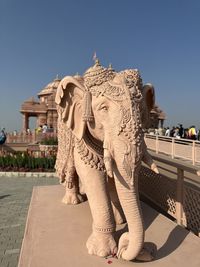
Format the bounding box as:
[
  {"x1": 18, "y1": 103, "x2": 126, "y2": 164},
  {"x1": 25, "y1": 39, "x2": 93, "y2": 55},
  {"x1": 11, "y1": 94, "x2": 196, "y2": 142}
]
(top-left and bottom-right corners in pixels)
[
  {"x1": 20, "y1": 76, "x2": 166, "y2": 132},
  {"x1": 20, "y1": 76, "x2": 61, "y2": 132}
]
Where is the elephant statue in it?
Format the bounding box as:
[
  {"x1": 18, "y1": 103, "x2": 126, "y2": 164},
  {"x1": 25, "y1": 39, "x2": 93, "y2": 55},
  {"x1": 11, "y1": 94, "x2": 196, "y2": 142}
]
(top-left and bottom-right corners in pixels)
[{"x1": 55, "y1": 59, "x2": 158, "y2": 261}]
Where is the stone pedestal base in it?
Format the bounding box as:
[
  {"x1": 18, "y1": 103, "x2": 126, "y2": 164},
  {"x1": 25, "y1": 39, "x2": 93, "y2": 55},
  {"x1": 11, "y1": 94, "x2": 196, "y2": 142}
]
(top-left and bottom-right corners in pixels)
[{"x1": 18, "y1": 185, "x2": 200, "y2": 267}]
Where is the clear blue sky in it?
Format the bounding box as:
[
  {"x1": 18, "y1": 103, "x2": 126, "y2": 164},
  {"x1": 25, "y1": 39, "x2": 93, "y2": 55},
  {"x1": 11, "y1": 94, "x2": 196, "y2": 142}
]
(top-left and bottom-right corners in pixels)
[{"x1": 0, "y1": 0, "x2": 200, "y2": 132}]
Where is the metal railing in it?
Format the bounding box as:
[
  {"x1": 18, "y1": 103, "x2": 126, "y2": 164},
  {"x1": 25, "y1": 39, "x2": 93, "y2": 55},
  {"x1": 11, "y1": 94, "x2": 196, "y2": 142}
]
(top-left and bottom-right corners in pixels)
[
  {"x1": 139, "y1": 152, "x2": 200, "y2": 237},
  {"x1": 145, "y1": 134, "x2": 200, "y2": 165}
]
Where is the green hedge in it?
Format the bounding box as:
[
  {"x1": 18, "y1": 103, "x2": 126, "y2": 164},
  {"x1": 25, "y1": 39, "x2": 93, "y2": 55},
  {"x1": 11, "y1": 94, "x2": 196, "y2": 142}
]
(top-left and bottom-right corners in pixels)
[
  {"x1": 0, "y1": 153, "x2": 56, "y2": 171},
  {"x1": 40, "y1": 137, "x2": 58, "y2": 145}
]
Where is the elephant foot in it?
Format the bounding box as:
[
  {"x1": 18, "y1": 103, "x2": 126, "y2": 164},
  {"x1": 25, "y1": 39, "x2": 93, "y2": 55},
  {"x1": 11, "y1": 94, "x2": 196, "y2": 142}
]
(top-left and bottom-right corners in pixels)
[
  {"x1": 135, "y1": 242, "x2": 157, "y2": 262},
  {"x1": 62, "y1": 192, "x2": 86, "y2": 205},
  {"x1": 86, "y1": 232, "x2": 117, "y2": 258}
]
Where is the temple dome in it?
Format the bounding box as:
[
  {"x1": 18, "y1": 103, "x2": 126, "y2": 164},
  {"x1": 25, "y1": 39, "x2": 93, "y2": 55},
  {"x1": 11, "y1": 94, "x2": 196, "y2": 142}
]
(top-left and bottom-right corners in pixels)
[{"x1": 38, "y1": 76, "x2": 61, "y2": 96}]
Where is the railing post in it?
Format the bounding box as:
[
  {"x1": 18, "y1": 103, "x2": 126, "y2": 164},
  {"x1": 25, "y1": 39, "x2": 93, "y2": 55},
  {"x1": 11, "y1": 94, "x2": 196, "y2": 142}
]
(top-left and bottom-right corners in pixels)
[
  {"x1": 32, "y1": 131, "x2": 36, "y2": 143},
  {"x1": 176, "y1": 168, "x2": 184, "y2": 225},
  {"x1": 172, "y1": 138, "x2": 175, "y2": 159},
  {"x1": 156, "y1": 135, "x2": 159, "y2": 154},
  {"x1": 6, "y1": 133, "x2": 10, "y2": 143},
  {"x1": 192, "y1": 141, "x2": 195, "y2": 165}
]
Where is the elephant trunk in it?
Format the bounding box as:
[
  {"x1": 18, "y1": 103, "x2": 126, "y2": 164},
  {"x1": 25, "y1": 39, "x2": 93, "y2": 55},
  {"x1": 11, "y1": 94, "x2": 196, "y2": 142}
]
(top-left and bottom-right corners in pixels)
[{"x1": 112, "y1": 142, "x2": 144, "y2": 261}]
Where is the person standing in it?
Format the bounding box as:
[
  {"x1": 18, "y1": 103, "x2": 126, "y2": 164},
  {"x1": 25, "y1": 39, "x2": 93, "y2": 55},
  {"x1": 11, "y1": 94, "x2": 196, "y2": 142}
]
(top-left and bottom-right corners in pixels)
[
  {"x1": 188, "y1": 126, "x2": 197, "y2": 140},
  {"x1": 178, "y1": 124, "x2": 184, "y2": 138},
  {"x1": 170, "y1": 127, "x2": 175, "y2": 137},
  {"x1": 197, "y1": 129, "x2": 200, "y2": 141},
  {"x1": 42, "y1": 124, "x2": 48, "y2": 133},
  {"x1": 165, "y1": 127, "x2": 170, "y2": 136}
]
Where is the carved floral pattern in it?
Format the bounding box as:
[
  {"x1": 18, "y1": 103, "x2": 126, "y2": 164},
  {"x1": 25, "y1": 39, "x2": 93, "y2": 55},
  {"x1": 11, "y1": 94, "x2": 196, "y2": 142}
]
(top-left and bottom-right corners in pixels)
[
  {"x1": 55, "y1": 106, "x2": 75, "y2": 183},
  {"x1": 90, "y1": 82, "x2": 126, "y2": 100},
  {"x1": 75, "y1": 130, "x2": 104, "y2": 172}
]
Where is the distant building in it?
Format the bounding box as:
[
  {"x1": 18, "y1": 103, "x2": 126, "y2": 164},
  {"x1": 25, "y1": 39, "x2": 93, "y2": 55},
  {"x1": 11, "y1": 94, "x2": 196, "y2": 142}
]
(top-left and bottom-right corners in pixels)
[
  {"x1": 20, "y1": 76, "x2": 61, "y2": 132},
  {"x1": 149, "y1": 104, "x2": 166, "y2": 129},
  {"x1": 20, "y1": 77, "x2": 166, "y2": 132}
]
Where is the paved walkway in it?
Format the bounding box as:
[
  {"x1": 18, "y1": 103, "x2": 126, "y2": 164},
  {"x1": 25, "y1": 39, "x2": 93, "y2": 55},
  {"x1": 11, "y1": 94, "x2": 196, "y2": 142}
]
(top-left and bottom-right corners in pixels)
[
  {"x1": 19, "y1": 185, "x2": 200, "y2": 267},
  {"x1": 0, "y1": 153, "x2": 199, "y2": 267},
  {"x1": 0, "y1": 175, "x2": 58, "y2": 267}
]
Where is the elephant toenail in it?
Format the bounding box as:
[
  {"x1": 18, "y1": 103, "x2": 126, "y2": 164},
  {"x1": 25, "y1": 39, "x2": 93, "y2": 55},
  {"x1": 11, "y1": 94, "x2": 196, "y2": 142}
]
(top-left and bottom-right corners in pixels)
[
  {"x1": 88, "y1": 248, "x2": 94, "y2": 255},
  {"x1": 99, "y1": 250, "x2": 108, "y2": 257}
]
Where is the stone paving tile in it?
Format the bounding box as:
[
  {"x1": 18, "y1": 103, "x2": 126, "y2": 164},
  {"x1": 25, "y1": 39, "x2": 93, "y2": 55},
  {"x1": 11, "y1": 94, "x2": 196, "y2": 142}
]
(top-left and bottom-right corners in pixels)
[{"x1": 0, "y1": 175, "x2": 58, "y2": 267}]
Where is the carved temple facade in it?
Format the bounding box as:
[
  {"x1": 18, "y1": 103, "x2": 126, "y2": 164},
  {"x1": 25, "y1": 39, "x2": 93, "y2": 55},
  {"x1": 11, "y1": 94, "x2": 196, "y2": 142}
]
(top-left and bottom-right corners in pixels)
[
  {"x1": 20, "y1": 77, "x2": 166, "y2": 132},
  {"x1": 20, "y1": 77, "x2": 61, "y2": 132}
]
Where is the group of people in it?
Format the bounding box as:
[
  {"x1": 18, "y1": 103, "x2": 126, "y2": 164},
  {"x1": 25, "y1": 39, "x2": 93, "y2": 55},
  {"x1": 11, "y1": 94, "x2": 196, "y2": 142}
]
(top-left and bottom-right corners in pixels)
[
  {"x1": 151, "y1": 124, "x2": 200, "y2": 140},
  {"x1": 15, "y1": 124, "x2": 54, "y2": 135},
  {"x1": 35, "y1": 124, "x2": 54, "y2": 134}
]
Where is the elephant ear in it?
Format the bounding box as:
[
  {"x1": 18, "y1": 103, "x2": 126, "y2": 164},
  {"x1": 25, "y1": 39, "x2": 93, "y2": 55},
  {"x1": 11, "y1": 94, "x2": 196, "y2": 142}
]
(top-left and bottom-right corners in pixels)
[
  {"x1": 55, "y1": 76, "x2": 87, "y2": 140},
  {"x1": 141, "y1": 83, "x2": 155, "y2": 128}
]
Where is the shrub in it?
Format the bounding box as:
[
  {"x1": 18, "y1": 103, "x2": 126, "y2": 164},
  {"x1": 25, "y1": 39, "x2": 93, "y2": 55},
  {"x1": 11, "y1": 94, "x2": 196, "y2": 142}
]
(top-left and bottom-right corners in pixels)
[
  {"x1": 40, "y1": 137, "x2": 58, "y2": 145},
  {"x1": 0, "y1": 152, "x2": 56, "y2": 172}
]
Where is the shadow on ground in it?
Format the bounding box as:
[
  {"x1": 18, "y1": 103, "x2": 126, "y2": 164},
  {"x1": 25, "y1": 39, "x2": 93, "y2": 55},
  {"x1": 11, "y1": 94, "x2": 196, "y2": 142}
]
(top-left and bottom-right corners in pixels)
[
  {"x1": 115, "y1": 202, "x2": 189, "y2": 262},
  {"x1": 0, "y1": 194, "x2": 10, "y2": 199}
]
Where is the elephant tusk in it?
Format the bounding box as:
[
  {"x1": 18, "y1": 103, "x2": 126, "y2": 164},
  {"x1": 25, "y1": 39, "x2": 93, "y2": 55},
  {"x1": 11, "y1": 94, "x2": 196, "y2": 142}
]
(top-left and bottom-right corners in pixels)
[
  {"x1": 130, "y1": 169, "x2": 134, "y2": 186},
  {"x1": 150, "y1": 162, "x2": 159, "y2": 174},
  {"x1": 104, "y1": 149, "x2": 114, "y2": 178},
  {"x1": 142, "y1": 150, "x2": 159, "y2": 174}
]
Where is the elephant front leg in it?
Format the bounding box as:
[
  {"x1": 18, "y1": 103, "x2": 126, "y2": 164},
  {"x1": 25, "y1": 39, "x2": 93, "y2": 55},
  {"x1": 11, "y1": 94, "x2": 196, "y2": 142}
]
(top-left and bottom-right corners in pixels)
[
  {"x1": 85, "y1": 180, "x2": 117, "y2": 258},
  {"x1": 74, "y1": 150, "x2": 117, "y2": 258}
]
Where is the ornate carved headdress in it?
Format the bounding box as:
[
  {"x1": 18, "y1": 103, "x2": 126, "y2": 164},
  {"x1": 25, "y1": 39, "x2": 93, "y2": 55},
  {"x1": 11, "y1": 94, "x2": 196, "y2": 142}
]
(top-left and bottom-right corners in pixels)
[
  {"x1": 82, "y1": 59, "x2": 116, "y2": 121},
  {"x1": 82, "y1": 59, "x2": 143, "y2": 121},
  {"x1": 84, "y1": 59, "x2": 116, "y2": 89},
  {"x1": 83, "y1": 59, "x2": 142, "y2": 100}
]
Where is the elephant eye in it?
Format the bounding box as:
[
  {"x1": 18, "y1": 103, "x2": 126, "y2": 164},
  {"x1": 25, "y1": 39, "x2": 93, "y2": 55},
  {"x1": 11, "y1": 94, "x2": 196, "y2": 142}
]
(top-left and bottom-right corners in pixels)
[
  {"x1": 102, "y1": 106, "x2": 108, "y2": 111},
  {"x1": 98, "y1": 104, "x2": 108, "y2": 112}
]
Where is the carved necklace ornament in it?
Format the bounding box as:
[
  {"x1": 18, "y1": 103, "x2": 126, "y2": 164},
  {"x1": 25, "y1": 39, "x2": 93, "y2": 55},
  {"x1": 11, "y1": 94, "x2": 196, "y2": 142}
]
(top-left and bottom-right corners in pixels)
[{"x1": 75, "y1": 128, "x2": 105, "y2": 172}]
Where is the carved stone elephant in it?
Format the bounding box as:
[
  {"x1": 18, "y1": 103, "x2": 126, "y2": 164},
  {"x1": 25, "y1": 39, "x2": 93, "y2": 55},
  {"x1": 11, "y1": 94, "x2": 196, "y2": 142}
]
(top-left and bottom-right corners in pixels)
[{"x1": 55, "y1": 60, "x2": 158, "y2": 261}]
